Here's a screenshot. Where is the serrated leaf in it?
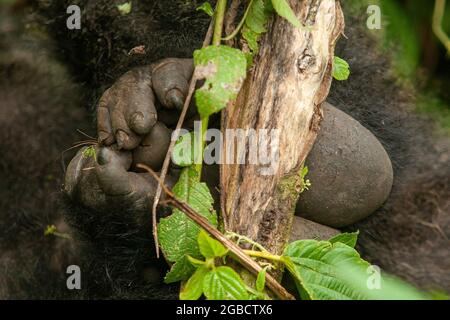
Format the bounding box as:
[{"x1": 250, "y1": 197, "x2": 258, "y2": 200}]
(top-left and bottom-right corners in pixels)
[
  {"x1": 159, "y1": 167, "x2": 218, "y2": 280},
  {"x1": 180, "y1": 266, "x2": 209, "y2": 300},
  {"x1": 164, "y1": 256, "x2": 196, "y2": 283},
  {"x1": 329, "y1": 231, "x2": 359, "y2": 248},
  {"x1": 284, "y1": 240, "x2": 427, "y2": 300},
  {"x1": 271, "y1": 0, "x2": 300, "y2": 28},
  {"x1": 198, "y1": 230, "x2": 228, "y2": 259},
  {"x1": 245, "y1": 0, "x2": 270, "y2": 34},
  {"x1": 194, "y1": 45, "x2": 247, "y2": 118},
  {"x1": 197, "y1": 2, "x2": 214, "y2": 17},
  {"x1": 203, "y1": 267, "x2": 250, "y2": 300},
  {"x1": 283, "y1": 240, "x2": 371, "y2": 300},
  {"x1": 333, "y1": 56, "x2": 350, "y2": 81},
  {"x1": 256, "y1": 267, "x2": 267, "y2": 292},
  {"x1": 172, "y1": 131, "x2": 200, "y2": 167}
]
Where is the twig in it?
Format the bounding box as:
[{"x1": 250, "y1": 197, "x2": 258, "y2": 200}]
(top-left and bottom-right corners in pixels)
[
  {"x1": 433, "y1": 0, "x2": 450, "y2": 53},
  {"x1": 138, "y1": 164, "x2": 295, "y2": 300},
  {"x1": 151, "y1": 21, "x2": 215, "y2": 258},
  {"x1": 224, "y1": 0, "x2": 242, "y2": 46}
]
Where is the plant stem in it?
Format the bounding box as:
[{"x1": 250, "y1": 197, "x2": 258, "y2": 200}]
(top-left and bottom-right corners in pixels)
[
  {"x1": 151, "y1": 20, "x2": 215, "y2": 258},
  {"x1": 433, "y1": 0, "x2": 450, "y2": 53},
  {"x1": 244, "y1": 250, "x2": 284, "y2": 263},
  {"x1": 213, "y1": 0, "x2": 228, "y2": 45},
  {"x1": 137, "y1": 164, "x2": 295, "y2": 300},
  {"x1": 196, "y1": 116, "x2": 210, "y2": 177},
  {"x1": 195, "y1": 0, "x2": 227, "y2": 178},
  {"x1": 223, "y1": 0, "x2": 253, "y2": 41}
]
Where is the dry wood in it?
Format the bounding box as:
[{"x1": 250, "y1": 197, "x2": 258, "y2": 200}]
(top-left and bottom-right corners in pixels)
[{"x1": 220, "y1": 0, "x2": 345, "y2": 279}]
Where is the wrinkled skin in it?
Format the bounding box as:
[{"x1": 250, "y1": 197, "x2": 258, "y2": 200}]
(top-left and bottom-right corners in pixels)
[{"x1": 65, "y1": 59, "x2": 195, "y2": 214}]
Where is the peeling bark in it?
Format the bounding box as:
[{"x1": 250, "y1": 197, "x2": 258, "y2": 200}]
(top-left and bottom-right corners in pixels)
[{"x1": 220, "y1": 0, "x2": 345, "y2": 279}]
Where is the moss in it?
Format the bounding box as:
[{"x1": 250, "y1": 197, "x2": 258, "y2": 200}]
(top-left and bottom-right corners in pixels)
[{"x1": 277, "y1": 168, "x2": 303, "y2": 201}]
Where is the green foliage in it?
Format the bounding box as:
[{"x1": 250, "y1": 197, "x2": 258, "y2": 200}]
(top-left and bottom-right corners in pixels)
[
  {"x1": 203, "y1": 266, "x2": 250, "y2": 300},
  {"x1": 256, "y1": 267, "x2": 268, "y2": 292},
  {"x1": 299, "y1": 166, "x2": 311, "y2": 193},
  {"x1": 336, "y1": 262, "x2": 428, "y2": 300},
  {"x1": 270, "y1": 0, "x2": 301, "y2": 27},
  {"x1": 283, "y1": 240, "x2": 370, "y2": 300},
  {"x1": 44, "y1": 224, "x2": 71, "y2": 240},
  {"x1": 282, "y1": 237, "x2": 428, "y2": 300},
  {"x1": 82, "y1": 146, "x2": 97, "y2": 161},
  {"x1": 164, "y1": 256, "x2": 197, "y2": 284},
  {"x1": 379, "y1": 0, "x2": 421, "y2": 80},
  {"x1": 246, "y1": 0, "x2": 270, "y2": 34},
  {"x1": 194, "y1": 45, "x2": 247, "y2": 118},
  {"x1": 241, "y1": 0, "x2": 271, "y2": 59},
  {"x1": 179, "y1": 231, "x2": 252, "y2": 300},
  {"x1": 180, "y1": 266, "x2": 209, "y2": 300},
  {"x1": 44, "y1": 225, "x2": 57, "y2": 236},
  {"x1": 158, "y1": 167, "x2": 218, "y2": 283},
  {"x1": 332, "y1": 56, "x2": 350, "y2": 81},
  {"x1": 117, "y1": 2, "x2": 132, "y2": 15},
  {"x1": 159, "y1": 0, "x2": 436, "y2": 301},
  {"x1": 328, "y1": 231, "x2": 359, "y2": 248},
  {"x1": 172, "y1": 132, "x2": 199, "y2": 167},
  {"x1": 197, "y1": 2, "x2": 214, "y2": 17},
  {"x1": 198, "y1": 230, "x2": 229, "y2": 259}
]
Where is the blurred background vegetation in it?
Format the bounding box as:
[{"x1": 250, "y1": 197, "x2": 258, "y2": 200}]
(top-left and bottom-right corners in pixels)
[{"x1": 350, "y1": 0, "x2": 450, "y2": 133}]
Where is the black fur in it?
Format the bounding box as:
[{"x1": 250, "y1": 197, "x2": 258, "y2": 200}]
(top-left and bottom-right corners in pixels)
[
  {"x1": 0, "y1": 0, "x2": 448, "y2": 298},
  {"x1": 330, "y1": 13, "x2": 450, "y2": 290}
]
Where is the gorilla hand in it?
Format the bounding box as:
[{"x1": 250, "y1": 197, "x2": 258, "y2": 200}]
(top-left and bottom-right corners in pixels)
[
  {"x1": 64, "y1": 146, "x2": 176, "y2": 215},
  {"x1": 97, "y1": 58, "x2": 194, "y2": 150}
]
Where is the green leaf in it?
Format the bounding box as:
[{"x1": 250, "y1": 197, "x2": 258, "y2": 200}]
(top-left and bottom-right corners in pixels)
[
  {"x1": 203, "y1": 267, "x2": 250, "y2": 300},
  {"x1": 332, "y1": 56, "x2": 350, "y2": 81},
  {"x1": 256, "y1": 267, "x2": 267, "y2": 292},
  {"x1": 172, "y1": 132, "x2": 199, "y2": 167},
  {"x1": 336, "y1": 262, "x2": 428, "y2": 300},
  {"x1": 245, "y1": 0, "x2": 270, "y2": 34},
  {"x1": 197, "y1": 2, "x2": 214, "y2": 17},
  {"x1": 158, "y1": 167, "x2": 218, "y2": 281},
  {"x1": 117, "y1": 2, "x2": 132, "y2": 15},
  {"x1": 271, "y1": 0, "x2": 300, "y2": 28},
  {"x1": 283, "y1": 240, "x2": 372, "y2": 300},
  {"x1": 328, "y1": 231, "x2": 359, "y2": 248},
  {"x1": 283, "y1": 240, "x2": 427, "y2": 300},
  {"x1": 187, "y1": 255, "x2": 206, "y2": 268},
  {"x1": 194, "y1": 45, "x2": 247, "y2": 118},
  {"x1": 300, "y1": 165, "x2": 311, "y2": 193},
  {"x1": 164, "y1": 256, "x2": 196, "y2": 284},
  {"x1": 82, "y1": 146, "x2": 97, "y2": 160},
  {"x1": 242, "y1": 27, "x2": 260, "y2": 53},
  {"x1": 180, "y1": 266, "x2": 209, "y2": 300},
  {"x1": 198, "y1": 230, "x2": 228, "y2": 259}
]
